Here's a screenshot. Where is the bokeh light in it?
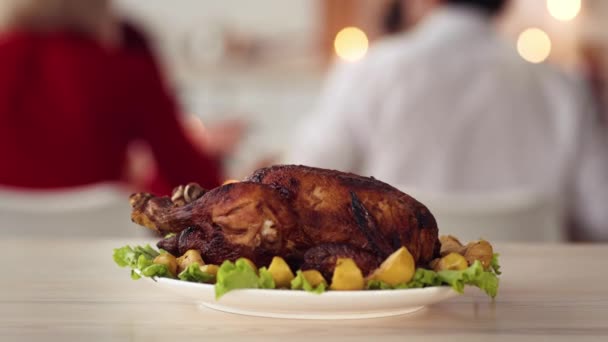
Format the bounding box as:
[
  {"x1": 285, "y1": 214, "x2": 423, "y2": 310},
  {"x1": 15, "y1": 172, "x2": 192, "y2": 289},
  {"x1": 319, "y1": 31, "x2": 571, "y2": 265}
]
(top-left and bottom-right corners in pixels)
[
  {"x1": 517, "y1": 28, "x2": 552, "y2": 64},
  {"x1": 547, "y1": 0, "x2": 581, "y2": 21},
  {"x1": 334, "y1": 27, "x2": 368, "y2": 62}
]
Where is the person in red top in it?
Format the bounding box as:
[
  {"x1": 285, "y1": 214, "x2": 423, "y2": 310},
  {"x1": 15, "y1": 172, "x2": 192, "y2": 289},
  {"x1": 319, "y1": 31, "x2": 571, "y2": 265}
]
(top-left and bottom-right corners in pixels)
[{"x1": 0, "y1": 0, "x2": 228, "y2": 193}]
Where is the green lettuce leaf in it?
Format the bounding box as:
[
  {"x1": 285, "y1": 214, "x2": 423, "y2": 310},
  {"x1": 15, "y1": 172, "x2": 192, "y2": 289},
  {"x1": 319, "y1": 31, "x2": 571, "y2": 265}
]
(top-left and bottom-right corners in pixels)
[
  {"x1": 291, "y1": 271, "x2": 327, "y2": 294},
  {"x1": 141, "y1": 263, "x2": 171, "y2": 278},
  {"x1": 258, "y1": 267, "x2": 276, "y2": 289},
  {"x1": 178, "y1": 263, "x2": 215, "y2": 283},
  {"x1": 437, "y1": 260, "x2": 498, "y2": 298},
  {"x1": 490, "y1": 253, "x2": 501, "y2": 275},
  {"x1": 366, "y1": 279, "x2": 394, "y2": 290},
  {"x1": 403, "y1": 268, "x2": 442, "y2": 288},
  {"x1": 215, "y1": 259, "x2": 276, "y2": 299},
  {"x1": 130, "y1": 269, "x2": 141, "y2": 280},
  {"x1": 367, "y1": 268, "x2": 441, "y2": 290},
  {"x1": 471, "y1": 268, "x2": 499, "y2": 298},
  {"x1": 113, "y1": 245, "x2": 160, "y2": 268},
  {"x1": 113, "y1": 244, "x2": 171, "y2": 280}
]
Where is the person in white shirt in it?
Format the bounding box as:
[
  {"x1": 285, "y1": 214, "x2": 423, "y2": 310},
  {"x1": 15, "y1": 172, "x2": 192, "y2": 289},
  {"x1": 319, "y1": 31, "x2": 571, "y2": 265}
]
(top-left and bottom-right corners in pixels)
[{"x1": 285, "y1": 0, "x2": 608, "y2": 241}]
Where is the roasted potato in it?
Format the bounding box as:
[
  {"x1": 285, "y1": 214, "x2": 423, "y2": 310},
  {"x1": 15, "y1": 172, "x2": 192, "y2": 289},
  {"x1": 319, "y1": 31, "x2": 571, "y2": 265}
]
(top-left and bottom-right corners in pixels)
[
  {"x1": 434, "y1": 252, "x2": 468, "y2": 271},
  {"x1": 176, "y1": 249, "x2": 204, "y2": 273},
  {"x1": 367, "y1": 246, "x2": 415, "y2": 286},
  {"x1": 463, "y1": 240, "x2": 493, "y2": 269},
  {"x1": 439, "y1": 235, "x2": 465, "y2": 256},
  {"x1": 153, "y1": 253, "x2": 178, "y2": 277},
  {"x1": 302, "y1": 270, "x2": 327, "y2": 287},
  {"x1": 330, "y1": 258, "x2": 365, "y2": 290},
  {"x1": 268, "y1": 256, "x2": 295, "y2": 288},
  {"x1": 200, "y1": 264, "x2": 219, "y2": 276}
]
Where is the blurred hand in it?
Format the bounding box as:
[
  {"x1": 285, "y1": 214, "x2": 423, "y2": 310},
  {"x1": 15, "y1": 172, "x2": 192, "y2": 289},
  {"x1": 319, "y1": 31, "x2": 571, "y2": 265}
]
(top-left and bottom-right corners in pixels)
[
  {"x1": 183, "y1": 116, "x2": 247, "y2": 158},
  {"x1": 124, "y1": 141, "x2": 157, "y2": 191},
  {"x1": 204, "y1": 119, "x2": 248, "y2": 157}
]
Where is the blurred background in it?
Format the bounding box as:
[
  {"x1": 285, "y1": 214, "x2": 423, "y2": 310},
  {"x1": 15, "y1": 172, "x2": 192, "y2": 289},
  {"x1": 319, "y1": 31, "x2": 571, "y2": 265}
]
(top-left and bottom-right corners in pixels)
[
  {"x1": 115, "y1": 0, "x2": 323, "y2": 177},
  {"x1": 1, "y1": 0, "x2": 607, "y2": 242},
  {"x1": 113, "y1": 0, "x2": 607, "y2": 176}
]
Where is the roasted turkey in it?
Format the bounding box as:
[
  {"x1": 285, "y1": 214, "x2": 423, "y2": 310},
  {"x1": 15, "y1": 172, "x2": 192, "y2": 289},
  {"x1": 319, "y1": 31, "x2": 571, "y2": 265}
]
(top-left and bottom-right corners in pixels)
[{"x1": 130, "y1": 165, "x2": 439, "y2": 278}]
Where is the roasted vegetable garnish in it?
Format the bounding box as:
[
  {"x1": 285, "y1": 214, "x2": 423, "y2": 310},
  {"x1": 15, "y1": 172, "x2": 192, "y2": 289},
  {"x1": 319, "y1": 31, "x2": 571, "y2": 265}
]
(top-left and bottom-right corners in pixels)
[
  {"x1": 153, "y1": 254, "x2": 178, "y2": 277},
  {"x1": 367, "y1": 247, "x2": 415, "y2": 286},
  {"x1": 365, "y1": 238, "x2": 501, "y2": 298},
  {"x1": 330, "y1": 258, "x2": 365, "y2": 291},
  {"x1": 200, "y1": 264, "x2": 220, "y2": 277},
  {"x1": 434, "y1": 252, "x2": 468, "y2": 271},
  {"x1": 291, "y1": 270, "x2": 327, "y2": 294},
  {"x1": 267, "y1": 256, "x2": 295, "y2": 288},
  {"x1": 176, "y1": 250, "x2": 204, "y2": 274},
  {"x1": 463, "y1": 240, "x2": 494, "y2": 269},
  {"x1": 439, "y1": 235, "x2": 465, "y2": 256},
  {"x1": 113, "y1": 243, "x2": 502, "y2": 299},
  {"x1": 366, "y1": 258, "x2": 500, "y2": 298}
]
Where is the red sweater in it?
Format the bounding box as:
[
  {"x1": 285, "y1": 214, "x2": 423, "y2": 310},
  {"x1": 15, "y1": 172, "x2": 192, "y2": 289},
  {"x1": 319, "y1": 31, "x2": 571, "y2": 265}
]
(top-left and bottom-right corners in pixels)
[{"x1": 0, "y1": 29, "x2": 222, "y2": 192}]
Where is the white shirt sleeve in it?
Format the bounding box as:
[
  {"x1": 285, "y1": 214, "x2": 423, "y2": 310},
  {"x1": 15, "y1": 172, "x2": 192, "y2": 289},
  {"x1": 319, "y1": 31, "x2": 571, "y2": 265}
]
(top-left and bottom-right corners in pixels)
[
  {"x1": 283, "y1": 62, "x2": 367, "y2": 172},
  {"x1": 570, "y1": 102, "x2": 608, "y2": 241}
]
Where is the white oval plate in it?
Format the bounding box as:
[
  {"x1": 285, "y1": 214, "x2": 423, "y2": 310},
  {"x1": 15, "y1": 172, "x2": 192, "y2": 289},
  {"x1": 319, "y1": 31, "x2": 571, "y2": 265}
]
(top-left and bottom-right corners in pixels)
[{"x1": 151, "y1": 277, "x2": 459, "y2": 319}]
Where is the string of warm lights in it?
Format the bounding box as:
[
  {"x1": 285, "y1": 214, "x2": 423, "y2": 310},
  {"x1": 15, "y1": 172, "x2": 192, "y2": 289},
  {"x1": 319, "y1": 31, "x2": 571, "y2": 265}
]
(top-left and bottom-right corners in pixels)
[
  {"x1": 332, "y1": 0, "x2": 583, "y2": 64},
  {"x1": 517, "y1": 28, "x2": 552, "y2": 64},
  {"x1": 547, "y1": 0, "x2": 581, "y2": 22},
  {"x1": 334, "y1": 26, "x2": 368, "y2": 62},
  {"x1": 517, "y1": 0, "x2": 582, "y2": 63}
]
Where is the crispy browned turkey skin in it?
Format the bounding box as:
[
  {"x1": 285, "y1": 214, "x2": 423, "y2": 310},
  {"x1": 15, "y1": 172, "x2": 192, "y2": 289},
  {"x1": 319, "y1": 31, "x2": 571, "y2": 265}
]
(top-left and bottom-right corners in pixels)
[{"x1": 130, "y1": 165, "x2": 439, "y2": 278}]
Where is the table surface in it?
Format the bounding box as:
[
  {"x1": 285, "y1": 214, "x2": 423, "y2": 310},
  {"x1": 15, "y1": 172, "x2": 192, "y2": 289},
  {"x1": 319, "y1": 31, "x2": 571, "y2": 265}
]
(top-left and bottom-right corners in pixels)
[{"x1": 1, "y1": 238, "x2": 607, "y2": 342}]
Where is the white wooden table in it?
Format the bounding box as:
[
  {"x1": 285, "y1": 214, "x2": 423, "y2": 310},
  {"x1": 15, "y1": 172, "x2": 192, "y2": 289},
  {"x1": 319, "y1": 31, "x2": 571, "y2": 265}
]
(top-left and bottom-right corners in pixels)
[{"x1": 1, "y1": 238, "x2": 607, "y2": 342}]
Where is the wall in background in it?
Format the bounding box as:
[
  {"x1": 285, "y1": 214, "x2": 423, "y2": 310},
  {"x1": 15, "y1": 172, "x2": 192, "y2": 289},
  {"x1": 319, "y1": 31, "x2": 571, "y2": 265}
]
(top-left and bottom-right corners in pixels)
[{"x1": 115, "y1": 0, "x2": 322, "y2": 80}]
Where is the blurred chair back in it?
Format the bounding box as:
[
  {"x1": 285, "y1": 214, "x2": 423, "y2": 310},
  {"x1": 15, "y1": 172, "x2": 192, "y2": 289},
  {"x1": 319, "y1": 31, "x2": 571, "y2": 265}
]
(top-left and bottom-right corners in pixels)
[
  {"x1": 403, "y1": 188, "x2": 565, "y2": 242},
  {"x1": 0, "y1": 184, "x2": 149, "y2": 238}
]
